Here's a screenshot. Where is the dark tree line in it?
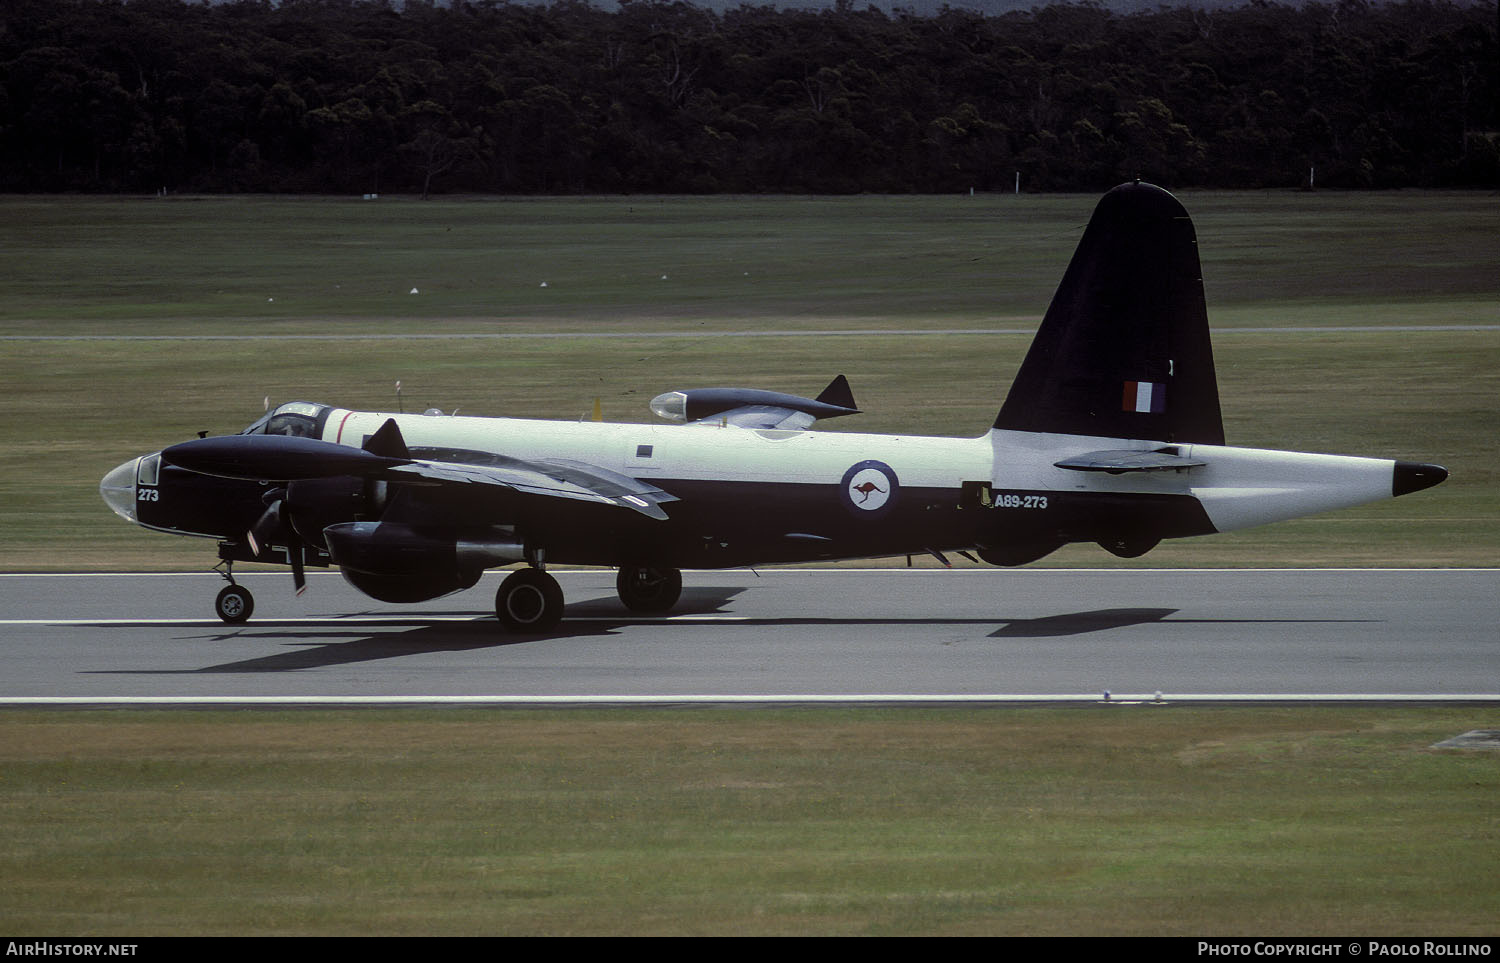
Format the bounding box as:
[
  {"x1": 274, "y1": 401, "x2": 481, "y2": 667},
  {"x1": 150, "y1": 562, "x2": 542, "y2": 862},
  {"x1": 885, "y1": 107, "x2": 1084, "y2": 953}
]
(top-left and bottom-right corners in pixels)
[{"x1": 1, "y1": 0, "x2": 1496, "y2": 194}]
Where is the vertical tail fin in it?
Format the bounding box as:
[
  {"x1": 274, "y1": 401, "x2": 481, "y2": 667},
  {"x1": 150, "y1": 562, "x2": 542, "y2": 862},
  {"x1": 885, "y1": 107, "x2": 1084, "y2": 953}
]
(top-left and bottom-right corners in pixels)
[{"x1": 994, "y1": 182, "x2": 1224, "y2": 445}]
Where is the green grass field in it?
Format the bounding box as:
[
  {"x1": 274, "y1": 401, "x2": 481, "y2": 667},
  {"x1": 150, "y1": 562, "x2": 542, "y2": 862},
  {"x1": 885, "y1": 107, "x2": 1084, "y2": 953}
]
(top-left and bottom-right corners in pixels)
[
  {"x1": 4, "y1": 191, "x2": 1498, "y2": 333},
  {"x1": 2, "y1": 193, "x2": 1496, "y2": 937},
  {"x1": 2, "y1": 191, "x2": 1495, "y2": 569},
  {"x1": 1, "y1": 706, "x2": 1496, "y2": 936}
]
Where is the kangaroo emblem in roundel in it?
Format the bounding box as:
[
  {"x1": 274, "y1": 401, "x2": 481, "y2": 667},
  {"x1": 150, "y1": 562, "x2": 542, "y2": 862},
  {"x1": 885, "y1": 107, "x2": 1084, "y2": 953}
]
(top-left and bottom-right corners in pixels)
[{"x1": 840, "y1": 460, "x2": 899, "y2": 517}]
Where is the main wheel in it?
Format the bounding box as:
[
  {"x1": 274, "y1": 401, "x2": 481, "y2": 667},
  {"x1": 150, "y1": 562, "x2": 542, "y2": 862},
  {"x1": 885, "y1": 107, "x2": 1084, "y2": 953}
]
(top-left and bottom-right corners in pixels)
[
  {"x1": 616, "y1": 565, "x2": 682, "y2": 614},
  {"x1": 495, "y1": 568, "x2": 564, "y2": 632},
  {"x1": 214, "y1": 584, "x2": 254, "y2": 624}
]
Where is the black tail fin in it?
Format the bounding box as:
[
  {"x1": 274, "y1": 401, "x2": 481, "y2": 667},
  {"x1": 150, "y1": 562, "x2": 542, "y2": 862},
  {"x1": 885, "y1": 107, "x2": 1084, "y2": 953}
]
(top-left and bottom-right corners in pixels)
[{"x1": 994, "y1": 182, "x2": 1224, "y2": 445}]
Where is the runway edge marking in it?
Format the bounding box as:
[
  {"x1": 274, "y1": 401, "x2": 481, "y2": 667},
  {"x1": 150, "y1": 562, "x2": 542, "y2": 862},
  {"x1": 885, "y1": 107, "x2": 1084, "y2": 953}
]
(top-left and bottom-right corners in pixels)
[
  {"x1": 4, "y1": 568, "x2": 1499, "y2": 578},
  {"x1": 2, "y1": 694, "x2": 1498, "y2": 707}
]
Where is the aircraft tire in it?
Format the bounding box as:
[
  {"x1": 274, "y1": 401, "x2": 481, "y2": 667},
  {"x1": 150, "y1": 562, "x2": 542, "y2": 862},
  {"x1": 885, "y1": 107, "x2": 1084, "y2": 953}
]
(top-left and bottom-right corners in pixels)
[
  {"x1": 215, "y1": 584, "x2": 254, "y2": 624},
  {"x1": 616, "y1": 566, "x2": 682, "y2": 614},
  {"x1": 495, "y1": 568, "x2": 564, "y2": 632}
]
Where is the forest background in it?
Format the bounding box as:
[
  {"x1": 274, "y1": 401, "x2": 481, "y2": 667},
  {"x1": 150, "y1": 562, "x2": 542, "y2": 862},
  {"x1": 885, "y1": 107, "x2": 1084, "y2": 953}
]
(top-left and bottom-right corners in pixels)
[{"x1": 2, "y1": 0, "x2": 1497, "y2": 196}]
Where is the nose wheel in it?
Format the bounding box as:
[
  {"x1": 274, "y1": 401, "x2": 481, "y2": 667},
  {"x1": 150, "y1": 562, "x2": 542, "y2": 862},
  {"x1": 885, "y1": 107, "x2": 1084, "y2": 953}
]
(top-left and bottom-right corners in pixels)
[
  {"x1": 214, "y1": 583, "x2": 254, "y2": 624},
  {"x1": 210, "y1": 556, "x2": 256, "y2": 624}
]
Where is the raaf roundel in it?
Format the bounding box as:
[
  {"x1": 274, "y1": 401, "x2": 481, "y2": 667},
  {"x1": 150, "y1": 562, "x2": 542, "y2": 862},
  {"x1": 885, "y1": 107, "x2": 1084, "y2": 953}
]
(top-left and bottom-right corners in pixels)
[{"x1": 101, "y1": 183, "x2": 1448, "y2": 631}]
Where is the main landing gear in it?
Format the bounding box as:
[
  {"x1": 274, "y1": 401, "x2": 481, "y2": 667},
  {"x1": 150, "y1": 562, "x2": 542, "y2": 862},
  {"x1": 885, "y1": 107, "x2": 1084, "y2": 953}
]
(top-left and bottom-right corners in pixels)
[
  {"x1": 616, "y1": 565, "x2": 682, "y2": 614},
  {"x1": 492, "y1": 564, "x2": 684, "y2": 633},
  {"x1": 494, "y1": 567, "x2": 565, "y2": 632}
]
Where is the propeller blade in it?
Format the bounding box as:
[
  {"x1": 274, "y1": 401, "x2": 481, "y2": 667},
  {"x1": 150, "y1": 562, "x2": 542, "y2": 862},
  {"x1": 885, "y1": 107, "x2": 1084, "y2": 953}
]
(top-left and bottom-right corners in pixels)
[
  {"x1": 162, "y1": 434, "x2": 409, "y2": 481},
  {"x1": 290, "y1": 544, "x2": 306, "y2": 596},
  {"x1": 246, "y1": 494, "x2": 286, "y2": 558},
  {"x1": 245, "y1": 489, "x2": 308, "y2": 597}
]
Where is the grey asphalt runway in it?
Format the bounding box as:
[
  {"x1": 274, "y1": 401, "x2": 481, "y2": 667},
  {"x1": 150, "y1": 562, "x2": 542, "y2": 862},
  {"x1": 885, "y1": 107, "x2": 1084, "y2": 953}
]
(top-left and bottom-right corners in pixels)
[{"x1": 3, "y1": 569, "x2": 1496, "y2": 704}]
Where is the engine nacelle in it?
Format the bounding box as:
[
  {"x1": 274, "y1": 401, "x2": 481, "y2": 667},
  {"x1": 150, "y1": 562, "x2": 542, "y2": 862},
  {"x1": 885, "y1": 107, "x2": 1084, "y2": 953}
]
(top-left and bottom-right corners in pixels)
[
  {"x1": 975, "y1": 540, "x2": 1066, "y2": 567},
  {"x1": 323, "y1": 521, "x2": 525, "y2": 603},
  {"x1": 282, "y1": 476, "x2": 368, "y2": 549},
  {"x1": 1097, "y1": 535, "x2": 1160, "y2": 559}
]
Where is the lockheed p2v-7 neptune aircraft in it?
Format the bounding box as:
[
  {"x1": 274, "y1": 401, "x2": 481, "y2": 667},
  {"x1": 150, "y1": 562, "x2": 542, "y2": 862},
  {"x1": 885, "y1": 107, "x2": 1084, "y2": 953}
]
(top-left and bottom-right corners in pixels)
[{"x1": 100, "y1": 182, "x2": 1448, "y2": 630}]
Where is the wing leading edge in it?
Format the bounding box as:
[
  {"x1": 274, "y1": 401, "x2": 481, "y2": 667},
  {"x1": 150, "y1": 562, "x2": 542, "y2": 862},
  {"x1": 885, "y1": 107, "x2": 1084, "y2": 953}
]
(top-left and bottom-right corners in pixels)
[{"x1": 391, "y1": 450, "x2": 678, "y2": 520}]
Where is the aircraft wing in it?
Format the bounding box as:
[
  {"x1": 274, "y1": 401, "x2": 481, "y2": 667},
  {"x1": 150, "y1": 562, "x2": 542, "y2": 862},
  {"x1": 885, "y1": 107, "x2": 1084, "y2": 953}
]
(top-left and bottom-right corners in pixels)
[
  {"x1": 387, "y1": 453, "x2": 678, "y2": 520},
  {"x1": 162, "y1": 428, "x2": 678, "y2": 520}
]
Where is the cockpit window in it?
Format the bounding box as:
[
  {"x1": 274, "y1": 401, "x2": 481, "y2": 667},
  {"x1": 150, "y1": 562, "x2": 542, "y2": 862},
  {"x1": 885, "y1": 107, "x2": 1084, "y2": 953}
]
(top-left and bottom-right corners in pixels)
[
  {"x1": 266, "y1": 412, "x2": 317, "y2": 437},
  {"x1": 137, "y1": 452, "x2": 160, "y2": 486},
  {"x1": 240, "y1": 401, "x2": 329, "y2": 437}
]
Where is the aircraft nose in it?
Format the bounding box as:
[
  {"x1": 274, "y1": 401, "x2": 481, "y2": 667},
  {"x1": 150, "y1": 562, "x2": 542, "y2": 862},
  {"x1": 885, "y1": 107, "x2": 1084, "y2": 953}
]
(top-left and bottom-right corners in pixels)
[{"x1": 100, "y1": 457, "x2": 140, "y2": 523}]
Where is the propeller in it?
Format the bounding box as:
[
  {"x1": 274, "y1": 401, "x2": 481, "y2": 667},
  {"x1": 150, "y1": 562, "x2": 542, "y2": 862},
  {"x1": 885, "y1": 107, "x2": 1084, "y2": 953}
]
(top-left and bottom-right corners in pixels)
[
  {"x1": 247, "y1": 487, "x2": 306, "y2": 596},
  {"x1": 160, "y1": 420, "x2": 416, "y2": 598}
]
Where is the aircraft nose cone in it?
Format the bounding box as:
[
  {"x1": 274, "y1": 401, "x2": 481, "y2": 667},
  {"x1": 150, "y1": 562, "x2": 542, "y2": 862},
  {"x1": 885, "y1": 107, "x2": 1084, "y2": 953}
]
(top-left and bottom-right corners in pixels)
[
  {"x1": 1393, "y1": 461, "x2": 1448, "y2": 497},
  {"x1": 100, "y1": 457, "x2": 140, "y2": 523}
]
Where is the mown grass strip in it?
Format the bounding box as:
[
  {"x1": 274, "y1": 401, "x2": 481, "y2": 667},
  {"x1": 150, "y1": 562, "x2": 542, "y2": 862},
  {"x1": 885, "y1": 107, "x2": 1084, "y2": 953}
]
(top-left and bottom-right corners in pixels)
[
  {"x1": 1, "y1": 706, "x2": 1495, "y2": 935},
  {"x1": 4, "y1": 192, "x2": 1496, "y2": 331}
]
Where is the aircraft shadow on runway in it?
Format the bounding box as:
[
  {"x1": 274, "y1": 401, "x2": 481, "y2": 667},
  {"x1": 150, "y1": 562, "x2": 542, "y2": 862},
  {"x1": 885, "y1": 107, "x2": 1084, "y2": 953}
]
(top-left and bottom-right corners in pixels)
[
  {"x1": 991, "y1": 607, "x2": 1180, "y2": 637},
  {"x1": 93, "y1": 587, "x2": 743, "y2": 674},
  {"x1": 978, "y1": 607, "x2": 1371, "y2": 638},
  {"x1": 85, "y1": 586, "x2": 1377, "y2": 675}
]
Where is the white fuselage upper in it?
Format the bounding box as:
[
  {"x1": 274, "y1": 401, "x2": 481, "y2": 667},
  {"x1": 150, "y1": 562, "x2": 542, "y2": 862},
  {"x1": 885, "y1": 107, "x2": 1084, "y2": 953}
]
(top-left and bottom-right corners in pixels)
[{"x1": 319, "y1": 408, "x2": 1402, "y2": 538}]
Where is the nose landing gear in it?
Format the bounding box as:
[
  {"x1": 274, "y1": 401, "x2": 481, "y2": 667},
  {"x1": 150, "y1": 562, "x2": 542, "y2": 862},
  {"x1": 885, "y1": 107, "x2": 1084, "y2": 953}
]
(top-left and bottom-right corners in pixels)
[
  {"x1": 214, "y1": 583, "x2": 255, "y2": 624},
  {"x1": 212, "y1": 559, "x2": 254, "y2": 624}
]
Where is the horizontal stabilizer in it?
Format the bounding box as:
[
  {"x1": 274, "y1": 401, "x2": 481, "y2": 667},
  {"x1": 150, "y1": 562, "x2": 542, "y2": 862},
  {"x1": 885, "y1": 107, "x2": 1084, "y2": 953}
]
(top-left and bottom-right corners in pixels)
[{"x1": 1055, "y1": 449, "x2": 1207, "y2": 474}]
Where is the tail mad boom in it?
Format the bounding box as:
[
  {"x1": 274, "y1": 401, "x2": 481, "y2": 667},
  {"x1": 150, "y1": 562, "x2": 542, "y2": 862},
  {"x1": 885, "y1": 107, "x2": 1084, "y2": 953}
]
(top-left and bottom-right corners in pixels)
[{"x1": 980, "y1": 181, "x2": 1445, "y2": 565}]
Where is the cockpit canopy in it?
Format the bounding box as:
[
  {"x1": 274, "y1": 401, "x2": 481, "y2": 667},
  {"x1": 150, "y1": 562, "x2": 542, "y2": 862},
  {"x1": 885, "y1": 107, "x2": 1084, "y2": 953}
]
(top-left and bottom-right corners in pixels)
[{"x1": 239, "y1": 401, "x2": 330, "y2": 438}]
